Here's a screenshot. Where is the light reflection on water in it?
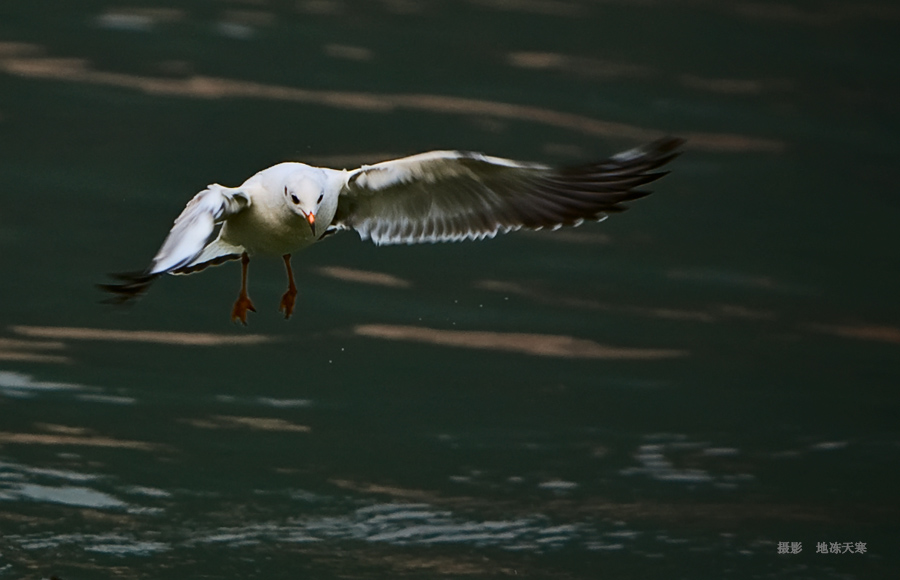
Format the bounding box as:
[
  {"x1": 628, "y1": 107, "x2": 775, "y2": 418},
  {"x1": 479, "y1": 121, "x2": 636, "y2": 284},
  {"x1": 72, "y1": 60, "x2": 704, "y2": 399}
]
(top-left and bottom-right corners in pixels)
[
  {"x1": 1, "y1": 481, "x2": 733, "y2": 558},
  {"x1": 9, "y1": 484, "x2": 126, "y2": 509},
  {"x1": 0, "y1": 423, "x2": 821, "y2": 558},
  {"x1": 0, "y1": 418, "x2": 773, "y2": 559}
]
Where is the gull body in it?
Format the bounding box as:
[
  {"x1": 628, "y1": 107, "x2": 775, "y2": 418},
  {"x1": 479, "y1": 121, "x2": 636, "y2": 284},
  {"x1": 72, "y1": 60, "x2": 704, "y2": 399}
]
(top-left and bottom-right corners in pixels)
[
  {"x1": 218, "y1": 163, "x2": 340, "y2": 255},
  {"x1": 102, "y1": 138, "x2": 685, "y2": 323}
]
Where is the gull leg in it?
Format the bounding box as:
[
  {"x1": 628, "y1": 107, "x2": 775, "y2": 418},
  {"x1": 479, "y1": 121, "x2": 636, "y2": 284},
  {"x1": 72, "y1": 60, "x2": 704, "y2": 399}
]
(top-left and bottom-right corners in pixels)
[
  {"x1": 279, "y1": 254, "x2": 298, "y2": 319},
  {"x1": 231, "y1": 252, "x2": 256, "y2": 325}
]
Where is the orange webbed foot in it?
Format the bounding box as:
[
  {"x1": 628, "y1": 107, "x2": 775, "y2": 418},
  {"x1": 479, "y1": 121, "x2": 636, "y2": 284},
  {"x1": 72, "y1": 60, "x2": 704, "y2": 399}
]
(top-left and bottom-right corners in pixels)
[{"x1": 231, "y1": 294, "x2": 257, "y2": 325}]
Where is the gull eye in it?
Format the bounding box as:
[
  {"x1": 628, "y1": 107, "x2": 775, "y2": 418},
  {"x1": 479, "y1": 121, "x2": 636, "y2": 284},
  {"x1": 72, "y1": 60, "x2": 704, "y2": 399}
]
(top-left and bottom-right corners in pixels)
[
  {"x1": 291, "y1": 195, "x2": 300, "y2": 204},
  {"x1": 317, "y1": 193, "x2": 324, "y2": 204}
]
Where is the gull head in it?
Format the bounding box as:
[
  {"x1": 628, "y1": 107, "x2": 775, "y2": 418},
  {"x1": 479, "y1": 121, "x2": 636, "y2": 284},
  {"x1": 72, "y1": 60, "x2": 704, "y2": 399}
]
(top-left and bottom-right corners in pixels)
[{"x1": 281, "y1": 175, "x2": 323, "y2": 236}]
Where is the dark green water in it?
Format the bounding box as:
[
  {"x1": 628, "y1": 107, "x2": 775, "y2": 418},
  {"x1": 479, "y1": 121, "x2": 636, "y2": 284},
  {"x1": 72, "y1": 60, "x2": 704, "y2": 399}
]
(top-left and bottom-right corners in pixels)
[{"x1": 1, "y1": 1, "x2": 898, "y2": 579}]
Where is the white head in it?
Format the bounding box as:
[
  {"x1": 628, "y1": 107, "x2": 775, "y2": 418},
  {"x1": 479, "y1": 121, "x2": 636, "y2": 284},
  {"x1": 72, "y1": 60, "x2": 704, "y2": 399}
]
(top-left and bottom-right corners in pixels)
[{"x1": 281, "y1": 174, "x2": 323, "y2": 236}]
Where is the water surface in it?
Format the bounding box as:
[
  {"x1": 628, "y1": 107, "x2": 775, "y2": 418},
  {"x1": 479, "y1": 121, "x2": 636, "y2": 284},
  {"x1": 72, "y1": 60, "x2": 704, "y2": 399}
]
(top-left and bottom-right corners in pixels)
[{"x1": 0, "y1": 1, "x2": 898, "y2": 579}]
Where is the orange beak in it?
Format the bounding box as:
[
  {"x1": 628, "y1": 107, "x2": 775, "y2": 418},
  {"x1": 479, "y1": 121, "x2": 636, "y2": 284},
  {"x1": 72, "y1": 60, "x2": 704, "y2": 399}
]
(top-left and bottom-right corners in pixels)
[{"x1": 307, "y1": 212, "x2": 316, "y2": 235}]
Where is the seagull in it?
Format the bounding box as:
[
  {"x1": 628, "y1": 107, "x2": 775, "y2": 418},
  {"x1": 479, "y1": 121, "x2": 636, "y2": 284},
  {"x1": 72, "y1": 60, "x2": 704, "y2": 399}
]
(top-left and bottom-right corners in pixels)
[{"x1": 101, "y1": 137, "x2": 684, "y2": 323}]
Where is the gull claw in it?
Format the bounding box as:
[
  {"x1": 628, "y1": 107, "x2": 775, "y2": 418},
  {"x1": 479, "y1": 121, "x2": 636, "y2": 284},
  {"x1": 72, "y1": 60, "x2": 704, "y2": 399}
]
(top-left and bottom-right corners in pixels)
[{"x1": 231, "y1": 295, "x2": 257, "y2": 325}]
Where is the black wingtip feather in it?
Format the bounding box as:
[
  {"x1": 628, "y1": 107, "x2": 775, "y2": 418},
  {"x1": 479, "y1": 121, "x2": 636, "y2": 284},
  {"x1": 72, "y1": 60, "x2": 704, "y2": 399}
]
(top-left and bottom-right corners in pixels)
[
  {"x1": 97, "y1": 271, "x2": 160, "y2": 305},
  {"x1": 538, "y1": 137, "x2": 684, "y2": 218},
  {"x1": 171, "y1": 253, "x2": 240, "y2": 274}
]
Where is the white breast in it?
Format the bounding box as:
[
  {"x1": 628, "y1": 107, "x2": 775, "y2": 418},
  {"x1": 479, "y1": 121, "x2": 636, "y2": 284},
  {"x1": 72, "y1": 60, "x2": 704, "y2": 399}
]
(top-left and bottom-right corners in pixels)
[{"x1": 220, "y1": 184, "x2": 315, "y2": 256}]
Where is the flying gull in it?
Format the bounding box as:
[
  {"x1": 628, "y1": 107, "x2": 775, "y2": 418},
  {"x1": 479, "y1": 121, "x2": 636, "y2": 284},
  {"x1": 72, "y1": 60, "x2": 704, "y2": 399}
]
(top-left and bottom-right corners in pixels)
[{"x1": 101, "y1": 137, "x2": 685, "y2": 323}]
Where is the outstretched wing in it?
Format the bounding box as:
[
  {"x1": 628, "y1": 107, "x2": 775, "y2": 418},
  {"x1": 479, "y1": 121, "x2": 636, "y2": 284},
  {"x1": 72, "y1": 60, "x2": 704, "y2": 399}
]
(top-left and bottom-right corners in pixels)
[
  {"x1": 330, "y1": 137, "x2": 684, "y2": 245},
  {"x1": 100, "y1": 184, "x2": 250, "y2": 302}
]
